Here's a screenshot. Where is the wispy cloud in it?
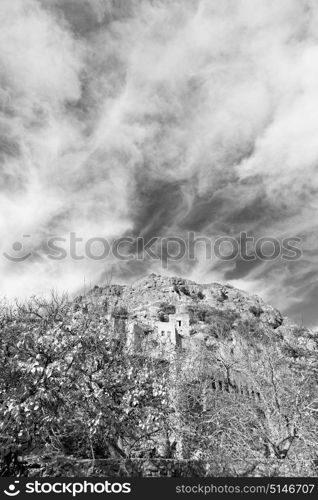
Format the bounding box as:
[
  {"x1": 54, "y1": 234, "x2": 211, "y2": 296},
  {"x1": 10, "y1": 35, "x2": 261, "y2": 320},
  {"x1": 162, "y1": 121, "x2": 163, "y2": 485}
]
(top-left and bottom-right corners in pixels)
[{"x1": 1, "y1": 0, "x2": 318, "y2": 326}]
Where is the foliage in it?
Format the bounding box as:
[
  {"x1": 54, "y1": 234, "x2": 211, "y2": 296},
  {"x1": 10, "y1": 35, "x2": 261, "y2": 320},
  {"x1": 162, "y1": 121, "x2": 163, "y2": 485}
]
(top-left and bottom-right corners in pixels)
[
  {"x1": 111, "y1": 306, "x2": 129, "y2": 319},
  {"x1": 249, "y1": 304, "x2": 263, "y2": 317},
  {"x1": 159, "y1": 303, "x2": 176, "y2": 315},
  {"x1": 169, "y1": 341, "x2": 318, "y2": 476},
  {"x1": 0, "y1": 294, "x2": 317, "y2": 477},
  {"x1": 0, "y1": 295, "x2": 169, "y2": 473}
]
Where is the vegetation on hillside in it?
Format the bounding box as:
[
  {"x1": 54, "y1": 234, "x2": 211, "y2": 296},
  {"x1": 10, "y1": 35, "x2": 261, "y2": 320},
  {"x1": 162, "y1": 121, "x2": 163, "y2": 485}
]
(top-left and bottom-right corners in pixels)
[{"x1": 0, "y1": 291, "x2": 317, "y2": 477}]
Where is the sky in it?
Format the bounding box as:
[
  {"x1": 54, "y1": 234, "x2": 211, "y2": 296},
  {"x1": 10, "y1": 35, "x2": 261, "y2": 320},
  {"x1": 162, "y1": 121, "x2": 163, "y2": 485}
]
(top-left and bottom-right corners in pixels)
[{"x1": 1, "y1": 0, "x2": 318, "y2": 327}]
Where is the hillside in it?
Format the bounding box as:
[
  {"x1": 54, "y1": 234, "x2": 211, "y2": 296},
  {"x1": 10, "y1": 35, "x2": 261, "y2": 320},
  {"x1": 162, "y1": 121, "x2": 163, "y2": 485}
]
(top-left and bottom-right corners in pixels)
[
  {"x1": 0, "y1": 274, "x2": 317, "y2": 477},
  {"x1": 83, "y1": 273, "x2": 317, "y2": 365}
]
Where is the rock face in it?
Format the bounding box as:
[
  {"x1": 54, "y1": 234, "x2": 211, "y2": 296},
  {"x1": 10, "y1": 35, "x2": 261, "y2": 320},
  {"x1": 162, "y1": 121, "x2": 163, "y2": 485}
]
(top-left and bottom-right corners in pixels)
[
  {"x1": 85, "y1": 273, "x2": 283, "y2": 324},
  {"x1": 81, "y1": 273, "x2": 316, "y2": 363}
]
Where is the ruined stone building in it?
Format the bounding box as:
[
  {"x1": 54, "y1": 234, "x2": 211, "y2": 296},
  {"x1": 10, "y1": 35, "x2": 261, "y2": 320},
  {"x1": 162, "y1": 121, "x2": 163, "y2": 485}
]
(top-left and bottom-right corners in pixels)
[
  {"x1": 156, "y1": 305, "x2": 190, "y2": 348},
  {"x1": 124, "y1": 305, "x2": 191, "y2": 355}
]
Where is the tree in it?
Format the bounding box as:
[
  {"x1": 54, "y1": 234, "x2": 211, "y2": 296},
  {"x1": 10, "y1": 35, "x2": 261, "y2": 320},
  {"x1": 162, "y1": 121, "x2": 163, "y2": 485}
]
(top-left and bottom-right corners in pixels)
[{"x1": 0, "y1": 294, "x2": 170, "y2": 473}]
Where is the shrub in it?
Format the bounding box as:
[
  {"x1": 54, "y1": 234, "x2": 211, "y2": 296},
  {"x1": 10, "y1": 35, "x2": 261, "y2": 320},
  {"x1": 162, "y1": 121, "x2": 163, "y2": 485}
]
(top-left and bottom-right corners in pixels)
[
  {"x1": 159, "y1": 302, "x2": 176, "y2": 315},
  {"x1": 179, "y1": 286, "x2": 191, "y2": 296},
  {"x1": 0, "y1": 303, "x2": 170, "y2": 469},
  {"x1": 249, "y1": 304, "x2": 263, "y2": 317},
  {"x1": 111, "y1": 306, "x2": 129, "y2": 319},
  {"x1": 157, "y1": 311, "x2": 169, "y2": 322}
]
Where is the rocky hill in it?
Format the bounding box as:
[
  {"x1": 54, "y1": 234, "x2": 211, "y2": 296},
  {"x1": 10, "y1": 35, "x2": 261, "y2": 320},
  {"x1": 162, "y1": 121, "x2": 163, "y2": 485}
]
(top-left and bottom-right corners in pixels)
[{"x1": 80, "y1": 273, "x2": 317, "y2": 363}]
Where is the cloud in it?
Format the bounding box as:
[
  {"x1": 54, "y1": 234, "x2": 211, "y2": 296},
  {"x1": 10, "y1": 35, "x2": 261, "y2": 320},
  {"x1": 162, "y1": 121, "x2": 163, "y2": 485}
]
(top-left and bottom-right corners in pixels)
[{"x1": 0, "y1": 0, "x2": 318, "y2": 326}]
